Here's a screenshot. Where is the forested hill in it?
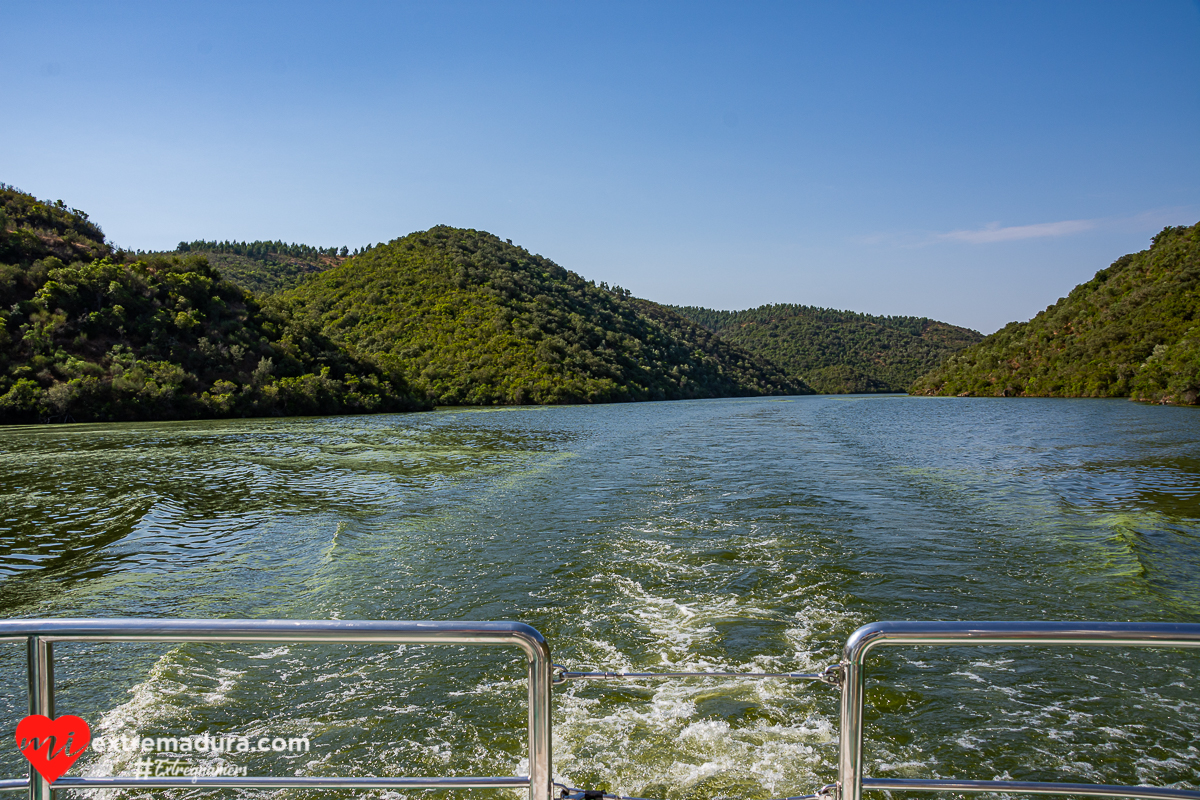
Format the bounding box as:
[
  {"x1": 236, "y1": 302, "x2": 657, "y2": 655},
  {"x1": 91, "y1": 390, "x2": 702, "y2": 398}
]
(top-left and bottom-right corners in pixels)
[
  {"x1": 672, "y1": 304, "x2": 982, "y2": 393},
  {"x1": 911, "y1": 222, "x2": 1200, "y2": 404},
  {"x1": 282, "y1": 226, "x2": 810, "y2": 404},
  {"x1": 0, "y1": 185, "x2": 429, "y2": 423},
  {"x1": 151, "y1": 240, "x2": 350, "y2": 294}
]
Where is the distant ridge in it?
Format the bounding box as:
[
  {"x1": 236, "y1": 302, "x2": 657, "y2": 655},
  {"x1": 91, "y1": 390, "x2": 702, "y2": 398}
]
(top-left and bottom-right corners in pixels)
[
  {"x1": 149, "y1": 239, "x2": 353, "y2": 294},
  {"x1": 911, "y1": 222, "x2": 1200, "y2": 404},
  {"x1": 672, "y1": 304, "x2": 982, "y2": 394}
]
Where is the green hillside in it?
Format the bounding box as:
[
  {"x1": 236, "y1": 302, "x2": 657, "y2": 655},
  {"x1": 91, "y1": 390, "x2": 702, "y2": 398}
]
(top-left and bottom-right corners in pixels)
[
  {"x1": 0, "y1": 185, "x2": 429, "y2": 423},
  {"x1": 282, "y1": 226, "x2": 810, "y2": 405},
  {"x1": 672, "y1": 304, "x2": 982, "y2": 393},
  {"x1": 911, "y1": 222, "x2": 1200, "y2": 404}
]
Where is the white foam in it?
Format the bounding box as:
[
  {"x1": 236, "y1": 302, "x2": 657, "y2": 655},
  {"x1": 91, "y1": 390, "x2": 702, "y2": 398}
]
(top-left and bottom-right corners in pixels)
[{"x1": 550, "y1": 534, "x2": 854, "y2": 798}]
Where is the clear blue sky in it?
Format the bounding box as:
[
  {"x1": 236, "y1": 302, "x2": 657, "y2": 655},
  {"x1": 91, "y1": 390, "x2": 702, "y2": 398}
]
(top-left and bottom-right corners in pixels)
[{"x1": 4, "y1": 1, "x2": 1199, "y2": 333}]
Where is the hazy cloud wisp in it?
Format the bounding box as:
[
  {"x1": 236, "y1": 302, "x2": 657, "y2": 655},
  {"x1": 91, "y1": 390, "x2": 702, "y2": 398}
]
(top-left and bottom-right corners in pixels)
[{"x1": 938, "y1": 218, "x2": 1097, "y2": 244}]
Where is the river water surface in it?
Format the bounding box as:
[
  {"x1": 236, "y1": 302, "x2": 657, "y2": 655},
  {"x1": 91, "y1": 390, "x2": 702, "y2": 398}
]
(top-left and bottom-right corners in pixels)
[{"x1": 0, "y1": 396, "x2": 1197, "y2": 799}]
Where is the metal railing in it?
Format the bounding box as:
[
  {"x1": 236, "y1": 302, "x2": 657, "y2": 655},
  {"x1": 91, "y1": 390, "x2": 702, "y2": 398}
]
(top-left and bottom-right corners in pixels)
[
  {"x1": 840, "y1": 621, "x2": 1200, "y2": 800},
  {"x1": 0, "y1": 619, "x2": 553, "y2": 800},
  {"x1": 3, "y1": 619, "x2": 1199, "y2": 800}
]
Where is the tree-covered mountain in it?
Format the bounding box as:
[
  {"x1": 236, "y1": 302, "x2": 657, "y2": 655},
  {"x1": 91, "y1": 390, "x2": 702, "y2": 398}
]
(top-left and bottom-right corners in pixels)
[
  {"x1": 0, "y1": 184, "x2": 429, "y2": 423},
  {"x1": 910, "y1": 222, "x2": 1200, "y2": 404},
  {"x1": 282, "y1": 226, "x2": 810, "y2": 405},
  {"x1": 150, "y1": 239, "x2": 351, "y2": 294},
  {"x1": 672, "y1": 304, "x2": 982, "y2": 393}
]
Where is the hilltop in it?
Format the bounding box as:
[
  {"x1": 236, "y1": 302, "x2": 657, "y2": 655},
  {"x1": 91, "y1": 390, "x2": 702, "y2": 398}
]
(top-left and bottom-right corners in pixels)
[
  {"x1": 282, "y1": 226, "x2": 809, "y2": 404},
  {"x1": 672, "y1": 304, "x2": 982, "y2": 393},
  {"x1": 0, "y1": 184, "x2": 429, "y2": 423},
  {"x1": 0, "y1": 187, "x2": 112, "y2": 268},
  {"x1": 910, "y1": 222, "x2": 1200, "y2": 404}
]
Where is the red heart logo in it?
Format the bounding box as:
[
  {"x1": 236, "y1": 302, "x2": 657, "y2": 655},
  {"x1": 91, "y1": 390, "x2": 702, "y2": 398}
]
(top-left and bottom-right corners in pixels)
[{"x1": 15, "y1": 715, "x2": 91, "y2": 784}]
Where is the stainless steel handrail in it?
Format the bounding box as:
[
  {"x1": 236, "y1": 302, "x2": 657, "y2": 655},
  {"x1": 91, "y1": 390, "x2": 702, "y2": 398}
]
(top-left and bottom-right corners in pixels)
[
  {"x1": 863, "y1": 777, "x2": 1200, "y2": 800},
  {"x1": 6, "y1": 619, "x2": 1198, "y2": 800},
  {"x1": 0, "y1": 619, "x2": 553, "y2": 800},
  {"x1": 839, "y1": 621, "x2": 1200, "y2": 800},
  {"x1": 553, "y1": 668, "x2": 827, "y2": 682}
]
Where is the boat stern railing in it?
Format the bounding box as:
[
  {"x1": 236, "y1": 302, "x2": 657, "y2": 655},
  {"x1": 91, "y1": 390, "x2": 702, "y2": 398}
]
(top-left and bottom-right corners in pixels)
[
  {"x1": 0, "y1": 618, "x2": 553, "y2": 800},
  {"x1": 838, "y1": 621, "x2": 1200, "y2": 800},
  {"x1": 2, "y1": 618, "x2": 1198, "y2": 800}
]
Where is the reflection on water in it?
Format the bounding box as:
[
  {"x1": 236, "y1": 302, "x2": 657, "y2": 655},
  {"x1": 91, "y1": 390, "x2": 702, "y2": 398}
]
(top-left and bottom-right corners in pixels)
[{"x1": 0, "y1": 396, "x2": 1196, "y2": 799}]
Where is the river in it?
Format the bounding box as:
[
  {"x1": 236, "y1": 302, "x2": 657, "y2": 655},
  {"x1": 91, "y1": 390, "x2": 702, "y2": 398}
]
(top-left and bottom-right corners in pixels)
[{"x1": 0, "y1": 395, "x2": 1196, "y2": 799}]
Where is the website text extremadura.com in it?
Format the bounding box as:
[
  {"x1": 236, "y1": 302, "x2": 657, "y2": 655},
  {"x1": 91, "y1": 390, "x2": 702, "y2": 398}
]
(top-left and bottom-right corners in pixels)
[{"x1": 92, "y1": 733, "x2": 310, "y2": 754}]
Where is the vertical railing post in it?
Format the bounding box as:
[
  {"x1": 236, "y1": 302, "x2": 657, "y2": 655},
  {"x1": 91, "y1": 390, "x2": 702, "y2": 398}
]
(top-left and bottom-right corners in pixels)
[
  {"x1": 527, "y1": 652, "x2": 553, "y2": 800},
  {"x1": 838, "y1": 660, "x2": 864, "y2": 800},
  {"x1": 26, "y1": 636, "x2": 54, "y2": 800}
]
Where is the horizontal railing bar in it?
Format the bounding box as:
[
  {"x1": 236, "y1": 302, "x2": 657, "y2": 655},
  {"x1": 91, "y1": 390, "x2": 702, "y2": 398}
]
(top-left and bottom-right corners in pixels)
[
  {"x1": 0, "y1": 781, "x2": 22, "y2": 793},
  {"x1": 0, "y1": 619, "x2": 548, "y2": 661},
  {"x1": 843, "y1": 621, "x2": 1200, "y2": 665},
  {"x1": 557, "y1": 670, "x2": 823, "y2": 680},
  {"x1": 0, "y1": 776, "x2": 530, "y2": 792},
  {"x1": 863, "y1": 778, "x2": 1200, "y2": 800}
]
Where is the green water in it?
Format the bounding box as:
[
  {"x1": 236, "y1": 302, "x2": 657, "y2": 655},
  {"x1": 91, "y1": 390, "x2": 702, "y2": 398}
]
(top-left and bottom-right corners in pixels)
[{"x1": 0, "y1": 396, "x2": 1196, "y2": 799}]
